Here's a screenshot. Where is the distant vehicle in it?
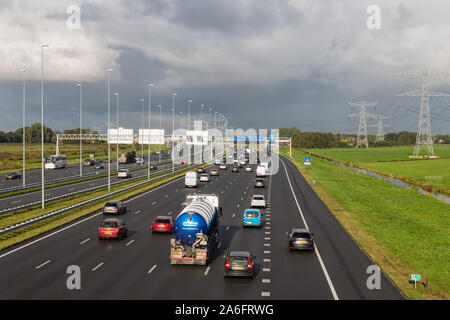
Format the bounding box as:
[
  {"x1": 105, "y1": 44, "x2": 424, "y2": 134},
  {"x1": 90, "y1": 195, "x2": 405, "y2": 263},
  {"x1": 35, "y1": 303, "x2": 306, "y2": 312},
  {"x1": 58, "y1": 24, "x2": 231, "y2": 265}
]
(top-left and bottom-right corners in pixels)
[
  {"x1": 288, "y1": 228, "x2": 314, "y2": 252},
  {"x1": 245, "y1": 166, "x2": 252, "y2": 172},
  {"x1": 251, "y1": 195, "x2": 266, "y2": 208},
  {"x1": 102, "y1": 200, "x2": 127, "y2": 215},
  {"x1": 219, "y1": 164, "x2": 227, "y2": 170},
  {"x1": 45, "y1": 155, "x2": 67, "y2": 169},
  {"x1": 256, "y1": 166, "x2": 266, "y2": 177},
  {"x1": 95, "y1": 163, "x2": 104, "y2": 170},
  {"x1": 83, "y1": 158, "x2": 96, "y2": 166},
  {"x1": 242, "y1": 209, "x2": 262, "y2": 227},
  {"x1": 5, "y1": 172, "x2": 21, "y2": 180},
  {"x1": 136, "y1": 157, "x2": 145, "y2": 165},
  {"x1": 152, "y1": 216, "x2": 174, "y2": 233},
  {"x1": 224, "y1": 251, "x2": 255, "y2": 278},
  {"x1": 260, "y1": 161, "x2": 269, "y2": 170},
  {"x1": 117, "y1": 169, "x2": 131, "y2": 178},
  {"x1": 150, "y1": 164, "x2": 157, "y2": 170},
  {"x1": 237, "y1": 162, "x2": 243, "y2": 168},
  {"x1": 232, "y1": 166, "x2": 240, "y2": 172},
  {"x1": 185, "y1": 171, "x2": 199, "y2": 188},
  {"x1": 197, "y1": 167, "x2": 206, "y2": 173},
  {"x1": 170, "y1": 194, "x2": 222, "y2": 265},
  {"x1": 210, "y1": 169, "x2": 219, "y2": 176},
  {"x1": 181, "y1": 159, "x2": 188, "y2": 165},
  {"x1": 214, "y1": 159, "x2": 222, "y2": 165},
  {"x1": 200, "y1": 173, "x2": 210, "y2": 182},
  {"x1": 98, "y1": 218, "x2": 128, "y2": 240},
  {"x1": 118, "y1": 151, "x2": 136, "y2": 164},
  {"x1": 254, "y1": 179, "x2": 265, "y2": 188}
]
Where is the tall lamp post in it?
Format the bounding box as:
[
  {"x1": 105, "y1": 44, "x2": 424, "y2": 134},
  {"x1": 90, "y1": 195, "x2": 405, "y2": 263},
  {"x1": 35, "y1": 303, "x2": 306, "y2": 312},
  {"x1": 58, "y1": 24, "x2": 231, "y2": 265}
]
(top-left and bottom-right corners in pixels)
[
  {"x1": 41, "y1": 44, "x2": 49, "y2": 209},
  {"x1": 157, "y1": 104, "x2": 162, "y2": 163},
  {"x1": 200, "y1": 104, "x2": 205, "y2": 131},
  {"x1": 188, "y1": 99, "x2": 192, "y2": 130},
  {"x1": 77, "y1": 83, "x2": 83, "y2": 178},
  {"x1": 140, "y1": 98, "x2": 145, "y2": 160},
  {"x1": 172, "y1": 93, "x2": 176, "y2": 172},
  {"x1": 114, "y1": 92, "x2": 119, "y2": 171},
  {"x1": 148, "y1": 83, "x2": 154, "y2": 181},
  {"x1": 107, "y1": 68, "x2": 114, "y2": 191},
  {"x1": 20, "y1": 69, "x2": 26, "y2": 187}
]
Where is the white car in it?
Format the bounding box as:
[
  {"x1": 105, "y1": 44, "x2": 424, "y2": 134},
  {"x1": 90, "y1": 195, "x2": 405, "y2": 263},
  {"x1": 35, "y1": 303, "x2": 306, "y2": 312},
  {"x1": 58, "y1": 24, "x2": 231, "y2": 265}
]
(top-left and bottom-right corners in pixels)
[
  {"x1": 199, "y1": 173, "x2": 210, "y2": 182},
  {"x1": 118, "y1": 169, "x2": 131, "y2": 178},
  {"x1": 251, "y1": 195, "x2": 266, "y2": 208},
  {"x1": 219, "y1": 164, "x2": 227, "y2": 170},
  {"x1": 245, "y1": 166, "x2": 252, "y2": 172},
  {"x1": 136, "y1": 157, "x2": 145, "y2": 165}
]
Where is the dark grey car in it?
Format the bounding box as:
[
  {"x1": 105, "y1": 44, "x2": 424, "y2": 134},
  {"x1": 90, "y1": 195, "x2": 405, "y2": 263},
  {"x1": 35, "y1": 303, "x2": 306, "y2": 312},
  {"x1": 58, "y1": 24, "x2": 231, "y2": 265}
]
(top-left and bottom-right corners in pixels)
[
  {"x1": 288, "y1": 228, "x2": 314, "y2": 252},
  {"x1": 224, "y1": 251, "x2": 255, "y2": 278},
  {"x1": 103, "y1": 200, "x2": 127, "y2": 215}
]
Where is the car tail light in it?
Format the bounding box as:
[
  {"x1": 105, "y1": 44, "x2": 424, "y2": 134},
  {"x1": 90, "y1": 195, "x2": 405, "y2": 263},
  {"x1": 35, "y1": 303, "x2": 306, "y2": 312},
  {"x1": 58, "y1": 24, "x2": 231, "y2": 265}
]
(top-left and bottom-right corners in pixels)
[
  {"x1": 247, "y1": 258, "x2": 253, "y2": 269},
  {"x1": 291, "y1": 237, "x2": 295, "y2": 241},
  {"x1": 224, "y1": 257, "x2": 231, "y2": 269},
  {"x1": 309, "y1": 238, "x2": 313, "y2": 241}
]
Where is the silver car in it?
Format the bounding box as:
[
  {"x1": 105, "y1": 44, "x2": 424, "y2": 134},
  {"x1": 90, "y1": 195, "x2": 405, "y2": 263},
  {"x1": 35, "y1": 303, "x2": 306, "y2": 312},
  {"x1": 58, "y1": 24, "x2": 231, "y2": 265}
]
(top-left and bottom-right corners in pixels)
[{"x1": 118, "y1": 169, "x2": 131, "y2": 178}]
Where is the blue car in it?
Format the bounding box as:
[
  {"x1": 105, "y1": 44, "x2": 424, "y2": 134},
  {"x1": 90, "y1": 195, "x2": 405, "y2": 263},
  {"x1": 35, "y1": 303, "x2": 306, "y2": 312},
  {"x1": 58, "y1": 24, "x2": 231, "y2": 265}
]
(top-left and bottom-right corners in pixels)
[{"x1": 242, "y1": 209, "x2": 262, "y2": 227}]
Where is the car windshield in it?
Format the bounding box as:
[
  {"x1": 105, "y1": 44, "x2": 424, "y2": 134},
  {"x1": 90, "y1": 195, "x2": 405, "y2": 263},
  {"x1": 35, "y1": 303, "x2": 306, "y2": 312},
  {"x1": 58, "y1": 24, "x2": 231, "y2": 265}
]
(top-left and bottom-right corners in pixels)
[
  {"x1": 245, "y1": 211, "x2": 260, "y2": 218},
  {"x1": 293, "y1": 232, "x2": 311, "y2": 238},
  {"x1": 229, "y1": 257, "x2": 248, "y2": 265},
  {"x1": 155, "y1": 219, "x2": 170, "y2": 223},
  {"x1": 101, "y1": 221, "x2": 117, "y2": 228}
]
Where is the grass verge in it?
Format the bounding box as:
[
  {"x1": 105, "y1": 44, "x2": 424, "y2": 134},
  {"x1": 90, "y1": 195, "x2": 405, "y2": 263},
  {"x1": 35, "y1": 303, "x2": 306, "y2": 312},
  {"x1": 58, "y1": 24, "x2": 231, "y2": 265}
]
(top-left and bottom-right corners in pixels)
[{"x1": 281, "y1": 147, "x2": 449, "y2": 300}]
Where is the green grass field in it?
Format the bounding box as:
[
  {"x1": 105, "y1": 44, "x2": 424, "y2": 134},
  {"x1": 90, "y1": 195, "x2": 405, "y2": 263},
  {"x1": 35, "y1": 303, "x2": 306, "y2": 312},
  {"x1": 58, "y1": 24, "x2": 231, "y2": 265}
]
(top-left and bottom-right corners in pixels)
[
  {"x1": 281, "y1": 146, "x2": 450, "y2": 300},
  {"x1": 305, "y1": 145, "x2": 450, "y2": 192},
  {"x1": 0, "y1": 143, "x2": 170, "y2": 173}
]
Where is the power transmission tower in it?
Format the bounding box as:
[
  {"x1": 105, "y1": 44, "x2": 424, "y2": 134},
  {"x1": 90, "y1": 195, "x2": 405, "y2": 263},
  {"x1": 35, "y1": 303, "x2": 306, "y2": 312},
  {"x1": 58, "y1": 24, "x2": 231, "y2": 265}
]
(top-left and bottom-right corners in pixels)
[
  {"x1": 369, "y1": 115, "x2": 391, "y2": 141},
  {"x1": 396, "y1": 69, "x2": 450, "y2": 156},
  {"x1": 347, "y1": 101, "x2": 378, "y2": 148}
]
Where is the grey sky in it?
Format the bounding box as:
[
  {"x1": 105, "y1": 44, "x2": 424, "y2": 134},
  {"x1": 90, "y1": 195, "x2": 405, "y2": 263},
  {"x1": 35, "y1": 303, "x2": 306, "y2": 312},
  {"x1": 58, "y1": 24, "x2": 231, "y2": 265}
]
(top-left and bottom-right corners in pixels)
[{"x1": 1, "y1": 0, "x2": 450, "y2": 134}]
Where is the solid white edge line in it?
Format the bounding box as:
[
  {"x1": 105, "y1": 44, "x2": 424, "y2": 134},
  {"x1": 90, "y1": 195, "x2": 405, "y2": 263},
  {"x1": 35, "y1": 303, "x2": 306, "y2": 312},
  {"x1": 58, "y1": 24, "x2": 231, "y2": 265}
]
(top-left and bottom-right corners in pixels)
[{"x1": 280, "y1": 157, "x2": 339, "y2": 300}]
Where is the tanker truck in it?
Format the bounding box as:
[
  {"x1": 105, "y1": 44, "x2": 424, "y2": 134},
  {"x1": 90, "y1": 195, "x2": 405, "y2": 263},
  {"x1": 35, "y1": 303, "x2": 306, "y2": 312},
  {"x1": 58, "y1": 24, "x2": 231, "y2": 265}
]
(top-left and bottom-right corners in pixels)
[{"x1": 170, "y1": 194, "x2": 222, "y2": 265}]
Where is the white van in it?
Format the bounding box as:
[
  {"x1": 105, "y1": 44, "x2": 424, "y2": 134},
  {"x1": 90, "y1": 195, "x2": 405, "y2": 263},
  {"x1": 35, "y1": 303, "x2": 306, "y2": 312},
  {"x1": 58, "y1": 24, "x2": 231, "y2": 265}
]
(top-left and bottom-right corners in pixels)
[
  {"x1": 185, "y1": 171, "x2": 199, "y2": 188},
  {"x1": 256, "y1": 166, "x2": 266, "y2": 177}
]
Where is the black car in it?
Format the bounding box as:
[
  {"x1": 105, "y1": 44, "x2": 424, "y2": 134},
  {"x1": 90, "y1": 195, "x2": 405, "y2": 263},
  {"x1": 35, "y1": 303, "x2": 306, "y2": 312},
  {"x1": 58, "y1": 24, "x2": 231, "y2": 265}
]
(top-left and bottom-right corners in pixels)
[
  {"x1": 254, "y1": 179, "x2": 265, "y2": 188},
  {"x1": 95, "y1": 163, "x2": 104, "y2": 170},
  {"x1": 150, "y1": 164, "x2": 157, "y2": 170},
  {"x1": 288, "y1": 228, "x2": 314, "y2": 252},
  {"x1": 224, "y1": 251, "x2": 255, "y2": 278},
  {"x1": 5, "y1": 172, "x2": 21, "y2": 180},
  {"x1": 197, "y1": 167, "x2": 206, "y2": 173},
  {"x1": 232, "y1": 166, "x2": 240, "y2": 172},
  {"x1": 83, "y1": 159, "x2": 96, "y2": 166},
  {"x1": 102, "y1": 200, "x2": 127, "y2": 215}
]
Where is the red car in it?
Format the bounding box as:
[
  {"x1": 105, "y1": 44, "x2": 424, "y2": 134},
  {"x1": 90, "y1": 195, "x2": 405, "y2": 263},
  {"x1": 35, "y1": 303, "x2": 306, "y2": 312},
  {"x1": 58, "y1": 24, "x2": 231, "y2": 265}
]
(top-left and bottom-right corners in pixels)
[
  {"x1": 152, "y1": 216, "x2": 174, "y2": 233},
  {"x1": 98, "y1": 218, "x2": 128, "y2": 240},
  {"x1": 181, "y1": 159, "x2": 187, "y2": 164}
]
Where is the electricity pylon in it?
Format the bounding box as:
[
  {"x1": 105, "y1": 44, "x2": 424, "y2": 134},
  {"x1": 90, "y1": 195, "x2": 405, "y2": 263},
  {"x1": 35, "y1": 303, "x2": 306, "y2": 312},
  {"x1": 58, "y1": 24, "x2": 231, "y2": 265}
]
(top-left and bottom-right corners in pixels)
[
  {"x1": 396, "y1": 69, "x2": 450, "y2": 156},
  {"x1": 369, "y1": 115, "x2": 391, "y2": 141},
  {"x1": 347, "y1": 101, "x2": 378, "y2": 148}
]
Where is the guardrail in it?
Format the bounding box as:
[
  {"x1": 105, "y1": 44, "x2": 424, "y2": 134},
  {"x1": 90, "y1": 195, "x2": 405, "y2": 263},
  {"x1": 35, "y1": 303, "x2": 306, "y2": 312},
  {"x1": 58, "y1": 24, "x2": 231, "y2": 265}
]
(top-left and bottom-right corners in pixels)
[{"x1": 0, "y1": 162, "x2": 208, "y2": 236}]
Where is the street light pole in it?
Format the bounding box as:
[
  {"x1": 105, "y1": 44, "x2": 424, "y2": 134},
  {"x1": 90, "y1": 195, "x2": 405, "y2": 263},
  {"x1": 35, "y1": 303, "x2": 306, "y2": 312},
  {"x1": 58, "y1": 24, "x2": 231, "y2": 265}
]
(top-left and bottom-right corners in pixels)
[
  {"x1": 77, "y1": 83, "x2": 83, "y2": 178},
  {"x1": 158, "y1": 104, "x2": 162, "y2": 163},
  {"x1": 172, "y1": 93, "x2": 176, "y2": 172},
  {"x1": 200, "y1": 104, "x2": 204, "y2": 131},
  {"x1": 41, "y1": 44, "x2": 49, "y2": 209},
  {"x1": 140, "y1": 98, "x2": 145, "y2": 160},
  {"x1": 148, "y1": 83, "x2": 154, "y2": 181},
  {"x1": 115, "y1": 92, "x2": 119, "y2": 171},
  {"x1": 107, "y1": 68, "x2": 114, "y2": 191},
  {"x1": 20, "y1": 69, "x2": 26, "y2": 187},
  {"x1": 188, "y1": 99, "x2": 192, "y2": 131}
]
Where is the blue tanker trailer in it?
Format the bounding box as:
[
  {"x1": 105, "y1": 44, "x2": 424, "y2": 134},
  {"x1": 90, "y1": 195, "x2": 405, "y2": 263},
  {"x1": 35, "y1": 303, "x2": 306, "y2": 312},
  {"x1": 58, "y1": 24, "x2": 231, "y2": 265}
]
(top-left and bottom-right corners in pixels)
[{"x1": 170, "y1": 194, "x2": 222, "y2": 265}]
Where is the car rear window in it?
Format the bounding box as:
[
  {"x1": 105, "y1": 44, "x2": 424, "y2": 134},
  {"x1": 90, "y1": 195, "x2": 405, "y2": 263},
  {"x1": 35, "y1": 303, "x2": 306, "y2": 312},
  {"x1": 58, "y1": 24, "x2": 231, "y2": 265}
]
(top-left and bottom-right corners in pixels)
[
  {"x1": 253, "y1": 196, "x2": 264, "y2": 200},
  {"x1": 245, "y1": 211, "x2": 260, "y2": 218},
  {"x1": 155, "y1": 219, "x2": 170, "y2": 223},
  {"x1": 101, "y1": 221, "x2": 117, "y2": 228},
  {"x1": 105, "y1": 202, "x2": 118, "y2": 207},
  {"x1": 293, "y1": 232, "x2": 311, "y2": 238},
  {"x1": 229, "y1": 257, "x2": 248, "y2": 265}
]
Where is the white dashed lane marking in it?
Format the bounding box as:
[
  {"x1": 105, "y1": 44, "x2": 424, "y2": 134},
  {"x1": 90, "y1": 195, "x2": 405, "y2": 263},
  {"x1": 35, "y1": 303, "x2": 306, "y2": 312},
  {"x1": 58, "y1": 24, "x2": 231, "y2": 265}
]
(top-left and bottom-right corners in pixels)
[
  {"x1": 126, "y1": 240, "x2": 135, "y2": 246},
  {"x1": 204, "y1": 266, "x2": 211, "y2": 276},
  {"x1": 262, "y1": 279, "x2": 271, "y2": 283},
  {"x1": 92, "y1": 262, "x2": 104, "y2": 271},
  {"x1": 80, "y1": 238, "x2": 90, "y2": 245},
  {"x1": 35, "y1": 260, "x2": 51, "y2": 269},
  {"x1": 148, "y1": 265, "x2": 157, "y2": 274}
]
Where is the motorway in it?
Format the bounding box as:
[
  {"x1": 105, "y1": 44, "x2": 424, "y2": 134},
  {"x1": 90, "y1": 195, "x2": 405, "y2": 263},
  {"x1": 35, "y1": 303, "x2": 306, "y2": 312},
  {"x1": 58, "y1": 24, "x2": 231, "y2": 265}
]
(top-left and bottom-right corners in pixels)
[
  {"x1": 0, "y1": 152, "x2": 170, "y2": 191},
  {"x1": 0, "y1": 155, "x2": 403, "y2": 299}
]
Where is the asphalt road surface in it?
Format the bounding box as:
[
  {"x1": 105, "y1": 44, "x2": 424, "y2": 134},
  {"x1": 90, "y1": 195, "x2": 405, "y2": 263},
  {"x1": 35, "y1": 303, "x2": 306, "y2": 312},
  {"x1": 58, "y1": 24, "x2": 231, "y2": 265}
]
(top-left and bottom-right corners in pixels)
[{"x1": 0, "y1": 155, "x2": 403, "y2": 299}]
